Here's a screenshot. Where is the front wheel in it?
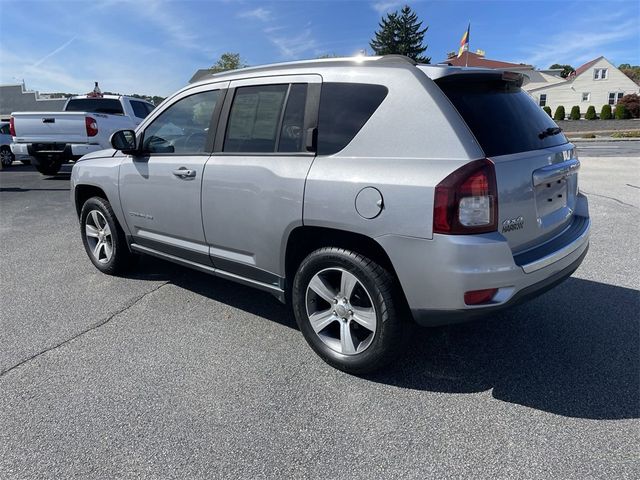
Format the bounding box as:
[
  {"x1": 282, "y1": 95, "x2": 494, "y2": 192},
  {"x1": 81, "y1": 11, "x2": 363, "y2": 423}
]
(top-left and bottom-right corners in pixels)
[
  {"x1": 33, "y1": 155, "x2": 62, "y2": 175},
  {"x1": 292, "y1": 247, "x2": 404, "y2": 374},
  {"x1": 80, "y1": 196, "x2": 134, "y2": 275},
  {"x1": 0, "y1": 146, "x2": 14, "y2": 167}
]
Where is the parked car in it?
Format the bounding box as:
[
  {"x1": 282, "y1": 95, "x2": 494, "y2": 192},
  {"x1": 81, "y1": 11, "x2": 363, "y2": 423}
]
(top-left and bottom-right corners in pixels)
[
  {"x1": 71, "y1": 56, "x2": 590, "y2": 373},
  {"x1": 0, "y1": 121, "x2": 15, "y2": 168},
  {"x1": 10, "y1": 95, "x2": 155, "y2": 175}
]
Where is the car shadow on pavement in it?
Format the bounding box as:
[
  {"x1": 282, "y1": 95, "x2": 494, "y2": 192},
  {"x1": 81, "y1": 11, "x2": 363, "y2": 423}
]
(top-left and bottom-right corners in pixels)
[
  {"x1": 366, "y1": 277, "x2": 640, "y2": 420},
  {"x1": 133, "y1": 256, "x2": 639, "y2": 420}
]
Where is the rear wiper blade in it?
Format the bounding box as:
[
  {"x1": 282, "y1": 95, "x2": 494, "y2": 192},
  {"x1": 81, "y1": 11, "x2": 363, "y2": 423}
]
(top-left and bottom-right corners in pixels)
[{"x1": 539, "y1": 127, "x2": 563, "y2": 139}]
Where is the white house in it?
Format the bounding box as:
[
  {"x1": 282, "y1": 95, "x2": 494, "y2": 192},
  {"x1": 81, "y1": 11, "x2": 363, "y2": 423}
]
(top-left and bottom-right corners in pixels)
[{"x1": 525, "y1": 56, "x2": 640, "y2": 117}]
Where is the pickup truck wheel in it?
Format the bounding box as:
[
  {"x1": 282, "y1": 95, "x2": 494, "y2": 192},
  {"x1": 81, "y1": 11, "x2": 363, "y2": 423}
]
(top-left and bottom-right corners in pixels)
[
  {"x1": 33, "y1": 156, "x2": 62, "y2": 175},
  {"x1": 80, "y1": 197, "x2": 133, "y2": 275},
  {"x1": 292, "y1": 247, "x2": 404, "y2": 375},
  {"x1": 0, "y1": 146, "x2": 14, "y2": 167}
]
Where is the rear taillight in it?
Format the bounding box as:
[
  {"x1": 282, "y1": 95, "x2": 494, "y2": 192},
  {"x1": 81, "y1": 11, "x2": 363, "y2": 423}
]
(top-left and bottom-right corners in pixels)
[
  {"x1": 9, "y1": 116, "x2": 15, "y2": 136},
  {"x1": 433, "y1": 158, "x2": 498, "y2": 234},
  {"x1": 85, "y1": 116, "x2": 98, "y2": 137}
]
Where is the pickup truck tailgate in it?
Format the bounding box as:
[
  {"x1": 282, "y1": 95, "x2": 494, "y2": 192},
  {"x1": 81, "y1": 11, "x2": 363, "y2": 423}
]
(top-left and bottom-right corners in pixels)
[{"x1": 12, "y1": 112, "x2": 91, "y2": 144}]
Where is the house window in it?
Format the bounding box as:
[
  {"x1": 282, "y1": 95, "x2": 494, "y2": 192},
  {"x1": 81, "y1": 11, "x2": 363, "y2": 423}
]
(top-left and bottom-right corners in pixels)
[
  {"x1": 608, "y1": 92, "x2": 624, "y2": 105},
  {"x1": 539, "y1": 94, "x2": 547, "y2": 107},
  {"x1": 582, "y1": 92, "x2": 590, "y2": 102},
  {"x1": 594, "y1": 68, "x2": 608, "y2": 80}
]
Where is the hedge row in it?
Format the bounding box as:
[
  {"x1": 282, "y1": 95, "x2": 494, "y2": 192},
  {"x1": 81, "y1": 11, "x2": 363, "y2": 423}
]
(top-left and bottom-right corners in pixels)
[{"x1": 548, "y1": 104, "x2": 630, "y2": 120}]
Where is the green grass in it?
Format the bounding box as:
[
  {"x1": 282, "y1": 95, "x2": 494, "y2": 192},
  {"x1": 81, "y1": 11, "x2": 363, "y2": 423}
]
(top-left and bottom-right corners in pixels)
[{"x1": 611, "y1": 131, "x2": 640, "y2": 138}]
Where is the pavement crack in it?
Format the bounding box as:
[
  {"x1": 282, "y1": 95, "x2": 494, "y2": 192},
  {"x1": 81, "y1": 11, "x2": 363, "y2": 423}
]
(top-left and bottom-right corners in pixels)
[
  {"x1": 0, "y1": 281, "x2": 169, "y2": 378},
  {"x1": 581, "y1": 190, "x2": 638, "y2": 209}
]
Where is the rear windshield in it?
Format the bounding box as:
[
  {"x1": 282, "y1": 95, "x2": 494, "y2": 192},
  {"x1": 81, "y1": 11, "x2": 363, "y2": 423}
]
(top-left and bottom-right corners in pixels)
[
  {"x1": 437, "y1": 76, "x2": 568, "y2": 157},
  {"x1": 65, "y1": 98, "x2": 124, "y2": 115}
]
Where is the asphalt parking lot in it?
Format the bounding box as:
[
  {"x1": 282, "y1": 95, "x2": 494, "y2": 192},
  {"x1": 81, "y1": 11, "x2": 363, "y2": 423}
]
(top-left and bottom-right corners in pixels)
[{"x1": 1, "y1": 143, "x2": 639, "y2": 479}]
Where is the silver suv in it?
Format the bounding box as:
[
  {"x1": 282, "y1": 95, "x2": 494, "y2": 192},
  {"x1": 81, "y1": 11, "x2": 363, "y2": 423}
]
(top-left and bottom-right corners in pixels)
[{"x1": 71, "y1": 56, "x2": 590, "y2": 373}]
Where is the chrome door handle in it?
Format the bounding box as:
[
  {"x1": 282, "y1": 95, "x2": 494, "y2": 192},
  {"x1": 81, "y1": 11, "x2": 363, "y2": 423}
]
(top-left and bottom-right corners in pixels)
[{"x1": 172, "y1": 168, "x2": 196, "y2": 178}]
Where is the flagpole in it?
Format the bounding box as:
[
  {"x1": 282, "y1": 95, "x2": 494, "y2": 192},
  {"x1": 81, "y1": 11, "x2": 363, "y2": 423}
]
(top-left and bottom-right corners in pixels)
[{"x1": 465, "y1": 21, "x2": 470, "y2": 67}]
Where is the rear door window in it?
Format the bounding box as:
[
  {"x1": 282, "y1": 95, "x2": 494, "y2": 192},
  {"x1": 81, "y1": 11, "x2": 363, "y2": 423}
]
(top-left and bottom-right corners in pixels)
[
  {"x1": 130, "y1": 100, "x2": 153, "y2": 119},
  {"x1": 317, "y1": 83, "x2": 388, "y2": 155},
  {"x1": 224, "y1": 85, "x2": 288, "y2": 153},
  {"x1": 437, "y1": 75, "x2": 568, "y2": 157}
]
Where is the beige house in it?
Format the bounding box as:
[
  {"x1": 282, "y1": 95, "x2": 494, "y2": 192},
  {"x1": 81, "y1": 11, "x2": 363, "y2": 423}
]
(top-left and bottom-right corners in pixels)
[{"x1": 525, "y1": 56, "x2": 640, "y2": 117}]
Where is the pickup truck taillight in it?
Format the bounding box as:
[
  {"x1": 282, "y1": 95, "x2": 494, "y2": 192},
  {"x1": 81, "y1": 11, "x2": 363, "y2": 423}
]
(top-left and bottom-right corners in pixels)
[
  {"x1": 433, "y1": 158, "x2": 498, "y2": 234},
  {"x1": 85, "y1": 116, "x2": 98, "y2": 137},
  {"x1": 9, "y1": 116, "x2": 15, "y2": 136}
]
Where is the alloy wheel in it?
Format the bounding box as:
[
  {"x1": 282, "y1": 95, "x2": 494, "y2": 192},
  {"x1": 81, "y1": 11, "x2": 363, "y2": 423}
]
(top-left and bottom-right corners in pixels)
[
  {"x1": 305, "y1": 267, "x2": 377, "y2": 355},
  {"x1": 85, "y1": 210, "x2": 113, "y2": 264}
]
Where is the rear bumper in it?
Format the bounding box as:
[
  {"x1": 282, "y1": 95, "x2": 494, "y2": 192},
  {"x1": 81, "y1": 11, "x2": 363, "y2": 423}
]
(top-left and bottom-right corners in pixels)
[
  {"x1": 11, "y1": 143, "x2": 100, "y2": 160},
  {"x1": 411, "y1": 245, "x2": 588, "y2": 326},
  {"x1": 376, "y1": 204, "x2": 590, "y2": 327}
]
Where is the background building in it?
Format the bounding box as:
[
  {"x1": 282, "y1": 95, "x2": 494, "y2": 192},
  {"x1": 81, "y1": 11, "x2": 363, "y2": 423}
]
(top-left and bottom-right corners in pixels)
[
  {"x1": 526, "y1": 56, "x2": 640, "y2": 116},
  {"x1": 0, "y1": 83, "x2": 67, "y2": 120}
]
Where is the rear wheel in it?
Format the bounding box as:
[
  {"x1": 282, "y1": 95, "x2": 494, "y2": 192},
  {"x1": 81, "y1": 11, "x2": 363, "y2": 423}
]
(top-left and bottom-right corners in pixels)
[
  {"x1": 0, "y1": 146, "x2": 14, "y2": 167},
  {"x1": 80, "y1": 196, "x2": 134, "y2": 275},
  {"x1": 33, "y1": 155, "x2": 62, "y2": 175},
  {"x1": 292, "y1": 247, "x2": 404, "y2": 374}
]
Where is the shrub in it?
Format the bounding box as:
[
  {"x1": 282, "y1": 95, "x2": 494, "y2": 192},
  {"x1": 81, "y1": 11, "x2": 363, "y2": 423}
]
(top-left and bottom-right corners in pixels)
[
  {"x1": 553, "y1": 105, "x2": 565, "y2": 121},
  {"x1": 585, "y1": 106, "x2": 597, "y2": 120},
  {"x1": 543, "y1": 106, "x2": 552, "y2": 117},
  {"x1": 615, "y1": 104, "x2": 630, "y2": 119},
  {"x1": 582, "y1": 133, "x2": 596, "y2": 139},
  {"x1": 570, "y1": 105, "x2": 581, "y2": 120},
  {"x1": 617, "y1": 93, "x2": 640, "y2": 118},
  {"x1": 600, "y1": 104, "x2": 612, "y2": 120}
]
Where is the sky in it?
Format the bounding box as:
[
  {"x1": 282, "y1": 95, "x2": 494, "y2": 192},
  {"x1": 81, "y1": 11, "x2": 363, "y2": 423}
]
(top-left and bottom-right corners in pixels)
[{"x1": 0, "y1": 0, "x2": 638, "y2": 97}]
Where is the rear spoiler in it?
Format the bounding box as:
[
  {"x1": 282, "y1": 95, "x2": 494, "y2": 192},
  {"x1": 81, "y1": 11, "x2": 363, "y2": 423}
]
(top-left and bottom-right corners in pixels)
[
  {"x1": 431, "y1": 70, "x2": 527, "y2": 88},
  {"x1": 419, "y1": 66, "x2": 529, "y2": 87}
]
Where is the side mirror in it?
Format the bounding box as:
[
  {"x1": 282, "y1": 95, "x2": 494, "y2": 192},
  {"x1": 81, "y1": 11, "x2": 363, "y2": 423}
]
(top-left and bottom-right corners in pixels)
[{"x1": 110, "y1": 129, "x2": 138, "y2": 154}]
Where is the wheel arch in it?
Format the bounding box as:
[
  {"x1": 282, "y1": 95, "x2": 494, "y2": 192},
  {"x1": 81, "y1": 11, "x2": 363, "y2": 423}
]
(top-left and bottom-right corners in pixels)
[
  {"x1": 283, "y1": 226, "x2": 408, "y2": 306},
  {"x1": 74, "y1": 184, "x2": 110, "y2": 218}
]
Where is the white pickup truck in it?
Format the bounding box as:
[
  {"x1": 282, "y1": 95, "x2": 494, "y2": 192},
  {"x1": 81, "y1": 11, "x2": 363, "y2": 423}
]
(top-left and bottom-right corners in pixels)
[{"x1": 10, "y1": 95, "x2": 155, "y2": 175}]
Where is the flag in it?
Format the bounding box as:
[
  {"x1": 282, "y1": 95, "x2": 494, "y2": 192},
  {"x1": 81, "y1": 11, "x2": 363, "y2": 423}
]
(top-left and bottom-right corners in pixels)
[{"x1": 457, "y1": 24, "x2": 470, "y2": 58}]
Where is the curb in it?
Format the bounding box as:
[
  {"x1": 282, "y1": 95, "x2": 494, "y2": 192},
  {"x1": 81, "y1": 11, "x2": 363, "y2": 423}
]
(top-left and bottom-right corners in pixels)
[{"x1": 568, "y1": 137, "x2": 640, "y2": 142}]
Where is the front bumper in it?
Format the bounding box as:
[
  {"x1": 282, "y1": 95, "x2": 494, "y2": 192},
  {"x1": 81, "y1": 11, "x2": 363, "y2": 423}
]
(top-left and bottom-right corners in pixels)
[{"x1": 377, "y1": 209, "x2": 590, "y2": 327}]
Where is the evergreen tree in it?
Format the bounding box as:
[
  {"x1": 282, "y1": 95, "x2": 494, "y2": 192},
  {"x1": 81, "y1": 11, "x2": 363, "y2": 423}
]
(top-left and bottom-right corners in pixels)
[{"x1": 370, "y1": 5, "x2": 430, "y2": 63}]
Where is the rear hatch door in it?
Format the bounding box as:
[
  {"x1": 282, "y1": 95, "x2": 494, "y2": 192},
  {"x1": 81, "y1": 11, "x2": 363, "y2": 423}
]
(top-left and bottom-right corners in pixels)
[{"x1": 436, "y1": 72, "x2": 579, "y2": 253}]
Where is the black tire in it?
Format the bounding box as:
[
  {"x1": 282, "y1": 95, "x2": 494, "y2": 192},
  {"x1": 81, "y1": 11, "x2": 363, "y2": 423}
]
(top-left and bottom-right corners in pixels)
[
  {"x1": 0, "y1": 146, "x2": 14, "y2": 167},
  {"x1": 80, "y1": 196, "x2": 134, "y2": 275},
  {"x1": 292, "y1": 247, "x2": 405, "y2": 374},
  {"x1": 33, "y1": 155, "x2": 62, "y2": 175}
]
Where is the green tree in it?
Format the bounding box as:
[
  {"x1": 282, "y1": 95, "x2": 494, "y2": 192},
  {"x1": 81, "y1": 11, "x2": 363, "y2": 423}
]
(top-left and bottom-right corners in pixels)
[
  {"x1": 369, "y1": 5, "x2": 431, "y2": 63},
  {"x1": 570, "y1": 105, "x2": 581, "y2": 120},
  {"x1": 585, "y1": 106, "x2": 597, "y2": 120},
  {"x1": 600, "y1": 104, "x2": 612, "y2": 120},
  {"x1": 210, "y1": 53, "x2": 247, "y2": 73},
  {"x1": 543, "y1": 106, "x2": 552, "y2": 117},
  {"x1": 549, "y1": 64, "x2": 576, "y2": 78},
  {"x1": 614, "y1": 104, "x2": 629, "y2": 119},
  {"x1": 618, "y1": 64, "x2": 640, "y2": 85},
  {"x1": 553, "y1": 105, "x2": 565, "y2": 121}
]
